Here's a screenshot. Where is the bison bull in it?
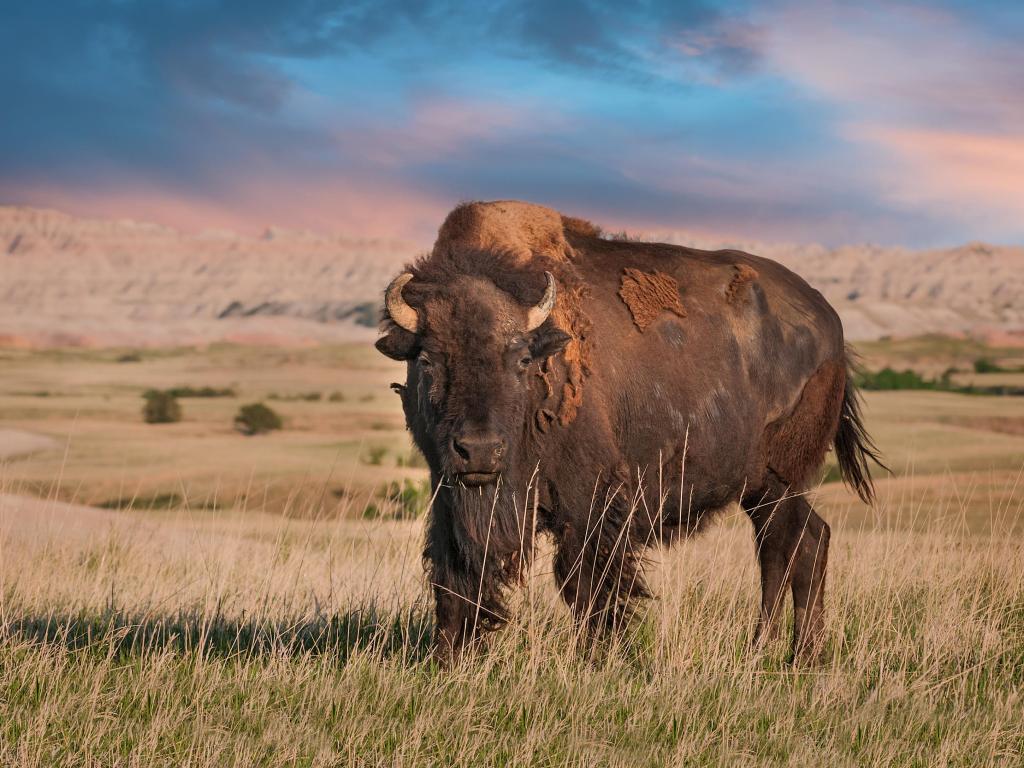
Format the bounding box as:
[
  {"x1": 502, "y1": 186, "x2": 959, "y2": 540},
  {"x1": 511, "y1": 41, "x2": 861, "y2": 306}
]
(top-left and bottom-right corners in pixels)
[{"x1": 376, "y1": 201, "x2": 882, "y2": 662}]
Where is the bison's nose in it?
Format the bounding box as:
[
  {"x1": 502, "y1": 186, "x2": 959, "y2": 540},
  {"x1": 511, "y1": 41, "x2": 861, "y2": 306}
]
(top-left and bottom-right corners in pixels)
[{"x1": 451, "y1": 433, "x2": 505, "y2": 472}]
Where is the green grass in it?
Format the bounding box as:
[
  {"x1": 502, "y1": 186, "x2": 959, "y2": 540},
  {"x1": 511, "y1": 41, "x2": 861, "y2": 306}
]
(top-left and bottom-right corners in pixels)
[{"x1": 0, "y1": 498, "x2": 1021, "y2": 766}]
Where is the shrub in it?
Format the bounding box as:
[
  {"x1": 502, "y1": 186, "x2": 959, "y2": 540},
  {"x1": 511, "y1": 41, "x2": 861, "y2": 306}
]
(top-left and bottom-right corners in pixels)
[
  {"x1": 362, "y1": 446, "x2": 388, "y2": 466},
  {"x1": 973, "y1": 357, "x2": 1004, "y2": 374},
  {"x1": 116, "y1": 352, "x2": 142, "y2": 363},
  {"x1": 234, "y1": 403, "x2": 282, "y2": 435},
  {"x1": 362, "y1": 479, "x2": 431, "y2": 520},
  {"x1": 142, "y1": 391, "x2": 182, "y2": 424},
  {"x1": 396, "y1": 449, "x2": 428, "y2": 469},
  {"x1": 267, "y1": 391, "x2": 320, "y2": 402},
  {"x1": 143, "y1": 386, "x2": 235, "y2": 399},
  {"x1": 327, "y1": 391, "x2": 346, "y2": 402},
  {"x1": 855, "y1": 367, "x2": 938, "y2": 391}
]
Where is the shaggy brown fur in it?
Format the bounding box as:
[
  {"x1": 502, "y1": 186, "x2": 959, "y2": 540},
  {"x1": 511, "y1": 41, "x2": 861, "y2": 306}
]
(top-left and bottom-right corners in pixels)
[
  {"x1": 433, "y1": 200, "x2": 575, "y2": 264},
  {"x1": 618, "y1": 268, "x2": 687, "y2": 331},
  {"x1": 763, "y1": 360, "x2": 846, "y2": 490},
  {"x1": 376, "y1": 200, "x2": 884, "y2": 664},
  {"x1": 430, "y1": 201, "x2": 594, "y2": 427}
]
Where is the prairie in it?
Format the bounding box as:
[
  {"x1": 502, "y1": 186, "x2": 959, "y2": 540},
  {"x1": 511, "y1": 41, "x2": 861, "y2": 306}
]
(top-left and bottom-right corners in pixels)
[{"x1": 0, "y1": 339, "x2": 1023, "y2": 765}]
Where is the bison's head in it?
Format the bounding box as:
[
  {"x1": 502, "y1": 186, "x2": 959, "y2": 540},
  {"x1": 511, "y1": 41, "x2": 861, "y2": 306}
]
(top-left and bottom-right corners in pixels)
[{"x1": 376, "y1": 270, "x2": 570, "y2": 486}]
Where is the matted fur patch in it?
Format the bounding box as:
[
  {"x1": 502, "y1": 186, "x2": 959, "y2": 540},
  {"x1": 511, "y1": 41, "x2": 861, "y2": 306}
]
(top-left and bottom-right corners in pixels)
[
  {"x1": 726, "y1": 263, "x2": 759, "y2": 304},
  {"x1": 618, "y1": 268, "x2": 686, "y2": 331}
]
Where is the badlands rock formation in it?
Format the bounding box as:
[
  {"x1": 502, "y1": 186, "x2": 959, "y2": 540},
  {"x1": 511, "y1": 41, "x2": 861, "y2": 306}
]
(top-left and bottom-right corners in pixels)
[
  {"x1": 1, "y1": 205, "x2": 1022, "y2": 347},
  {"x1": 0, "y1": 206, "x2": 409, "y2": 347}
]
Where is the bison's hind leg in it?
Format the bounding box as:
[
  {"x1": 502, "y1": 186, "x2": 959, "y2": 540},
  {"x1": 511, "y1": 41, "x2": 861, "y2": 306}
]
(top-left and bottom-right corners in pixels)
[{"x1": 742, "y1": 472, "x2": 831, "y2": 662}]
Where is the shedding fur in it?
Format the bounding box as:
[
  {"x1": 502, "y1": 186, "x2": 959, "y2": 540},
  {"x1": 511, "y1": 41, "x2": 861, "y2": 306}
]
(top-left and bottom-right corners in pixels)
[
  {"x1": 726, "y1": 263, "x2": 759, "y2": 304},
  {"x1": 426, "y1": 200, "x2": 594, "y2": 427},
  {"x1": 618, "y1": 268, "x2": 686, "y2": 331}
]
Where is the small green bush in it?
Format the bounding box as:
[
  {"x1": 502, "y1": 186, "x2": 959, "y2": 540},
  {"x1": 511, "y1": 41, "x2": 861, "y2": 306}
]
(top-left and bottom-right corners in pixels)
[
  {"x1": 144, "y1": 386, "x2": 236, "y2": 399},
  {"x1": 973, "y1": 357, "x2": 1004, "y2": 374},
  {"x1": 396, "y1": 449, "x2": 428, "y2": 469},
  {"x1": 855, "y1": 367, "x2": 939, "y2": 391},
  {"x1": 234, "y1": 403, "x2": 282, "y2": 435},
  {"x1": 362, "y1": 446, "x2": 388, "y2": 466},
  {"x1": 142, "y1": 391, "x2": 182, "y2": 424},
  {"x1": 267, "y1": 391, "x2": 320, "y2": 402},
  {"x1": 327, "y1": 391, "x2": 346, "y2": 403},
  {"x1": 362, "y1": 479, "x2": 431, "y2": 520}
]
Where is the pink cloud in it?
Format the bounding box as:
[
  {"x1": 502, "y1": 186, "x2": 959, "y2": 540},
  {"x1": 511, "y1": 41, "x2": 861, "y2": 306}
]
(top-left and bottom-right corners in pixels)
[
  {"x1": 3, "y1": 175, "x2": 448, "y2": 243},
  {"x1": 847, "y1": 126, "x2": 1024, "y2": 225},
  {"x1": 747, "y1": 1, "x2": 1024, "y2": 238}
]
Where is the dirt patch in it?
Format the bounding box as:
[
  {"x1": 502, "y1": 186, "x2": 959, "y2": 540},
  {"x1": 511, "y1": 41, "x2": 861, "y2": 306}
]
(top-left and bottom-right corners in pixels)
[
  {"x1": 618, "y1": 268, "x2": 686, "y2": 331},
  {"x1": 0, "y1": 429, "x2": 60, "y2": 460}
]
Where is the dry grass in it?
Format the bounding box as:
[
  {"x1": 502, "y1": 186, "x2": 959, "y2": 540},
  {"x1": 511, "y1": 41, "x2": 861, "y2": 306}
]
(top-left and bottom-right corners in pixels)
[
  {"x1": 2, "y1": 340, "x2": 1024, "y2": 764},
  {"x1": 0, "y1": 483, "x2": 1021, "y2": 766}
]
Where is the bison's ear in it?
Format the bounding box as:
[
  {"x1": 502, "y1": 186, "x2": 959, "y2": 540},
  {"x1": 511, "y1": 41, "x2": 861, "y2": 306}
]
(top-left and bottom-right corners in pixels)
[
  {"x1": 529, "y1": 326, "x2": 571, "y2": 361},
  {"x1": 375, "y1": 328, "x2": 419, "y2": 360}
]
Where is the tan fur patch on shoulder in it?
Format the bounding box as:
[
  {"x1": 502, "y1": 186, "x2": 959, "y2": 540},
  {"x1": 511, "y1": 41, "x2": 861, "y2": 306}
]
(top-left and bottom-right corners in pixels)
[
  {"x1": 619, "y1": 268, "x2": 686, "y2": 331},
  {"x1": 726, "y1": 263, "x2": 759, "y2": 304}
]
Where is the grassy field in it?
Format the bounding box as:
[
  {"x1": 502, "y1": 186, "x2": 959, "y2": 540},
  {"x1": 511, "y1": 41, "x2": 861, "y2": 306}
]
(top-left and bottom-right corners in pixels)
[
  {"x1": 0, "y1": 344, "x2": 422, "y2": 516},
  {"x1": 1, "y1": 339, "x2": 1023, "y2": 765}
]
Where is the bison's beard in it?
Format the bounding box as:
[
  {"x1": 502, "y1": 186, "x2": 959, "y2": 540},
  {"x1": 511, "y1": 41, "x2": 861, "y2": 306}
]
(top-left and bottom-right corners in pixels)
[
  {"x1": 447, "y1": 474, "x2": 536, "y2": 559},
  {"x1": 426, "y1": 468, "x2": 540, "y2": 633}
]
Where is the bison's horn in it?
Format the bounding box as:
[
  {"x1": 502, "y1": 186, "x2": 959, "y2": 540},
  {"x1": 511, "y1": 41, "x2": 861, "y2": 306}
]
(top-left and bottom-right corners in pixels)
[
  {"x1": 385, "y1": 273, "x2": 418, "y2": 333},
  {"x1": 525, "y1": 271, "x2": 557, "y2": 332}
]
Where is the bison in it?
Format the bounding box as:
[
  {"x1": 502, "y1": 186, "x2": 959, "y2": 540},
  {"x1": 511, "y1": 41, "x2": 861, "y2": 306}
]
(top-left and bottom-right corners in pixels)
[{"x1": 376, "y1": 201, "x2": 882, "y2": 662}]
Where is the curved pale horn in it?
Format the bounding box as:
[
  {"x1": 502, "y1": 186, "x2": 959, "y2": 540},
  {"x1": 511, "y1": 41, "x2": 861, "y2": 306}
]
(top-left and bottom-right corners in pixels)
[
  {"x1": 385, "y1": 273, "x2": 418, "y2": 333},
  {"x1": 525, "y1": 271, "x2": 557, "y2": 331}
]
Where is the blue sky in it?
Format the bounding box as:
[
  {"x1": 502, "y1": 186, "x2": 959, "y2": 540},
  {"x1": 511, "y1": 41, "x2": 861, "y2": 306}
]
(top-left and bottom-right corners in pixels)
[{"x1": 2, "y1": 0, "x2": 1022, "y2": 246}]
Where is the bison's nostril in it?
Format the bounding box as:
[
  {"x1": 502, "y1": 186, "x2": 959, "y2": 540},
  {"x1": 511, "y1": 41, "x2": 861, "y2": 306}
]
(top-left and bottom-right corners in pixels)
[{"x1": 452, "y1": 437, "x2": 471, "y2": 461}]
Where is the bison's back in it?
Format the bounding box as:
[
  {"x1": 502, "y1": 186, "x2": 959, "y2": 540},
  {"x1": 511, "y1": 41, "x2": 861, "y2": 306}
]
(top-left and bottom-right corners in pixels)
[{"x1": 565, "y1": 234, "x2": 847, "y2": 497}]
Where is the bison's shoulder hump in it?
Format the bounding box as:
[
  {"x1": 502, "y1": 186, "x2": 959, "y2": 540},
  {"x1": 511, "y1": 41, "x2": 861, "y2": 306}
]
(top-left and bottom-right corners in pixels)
[{"x1": 433, "y1": 200, "x2": 593, "y2": 265}]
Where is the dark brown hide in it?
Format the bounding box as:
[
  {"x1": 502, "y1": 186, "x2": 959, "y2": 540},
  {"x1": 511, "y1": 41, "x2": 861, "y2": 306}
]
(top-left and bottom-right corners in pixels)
[{"x1": 376, "y1": 200, "x2": 883, "y2": 663}]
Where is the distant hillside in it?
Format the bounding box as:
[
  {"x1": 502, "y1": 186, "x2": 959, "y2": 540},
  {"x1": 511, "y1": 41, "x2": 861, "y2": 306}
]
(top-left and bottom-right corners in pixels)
[
  {"x1": 2, "y1": 205, "x2": 1022, "y2": 347},
  {"x1": 0, "y1": 206, "x2": 410, "y2": 347}
]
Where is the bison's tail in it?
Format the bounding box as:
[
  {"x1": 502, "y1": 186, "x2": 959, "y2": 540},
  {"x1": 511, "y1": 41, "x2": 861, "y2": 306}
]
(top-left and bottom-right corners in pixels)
[{"x1": 834, "y1": 349, "x2": 888, "y2": 504}]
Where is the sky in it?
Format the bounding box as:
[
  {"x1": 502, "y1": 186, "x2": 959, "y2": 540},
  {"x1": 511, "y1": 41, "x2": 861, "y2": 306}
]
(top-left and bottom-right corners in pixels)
[{"x1": 2, "y1": 0, "x2": 1022, "y2": 247}]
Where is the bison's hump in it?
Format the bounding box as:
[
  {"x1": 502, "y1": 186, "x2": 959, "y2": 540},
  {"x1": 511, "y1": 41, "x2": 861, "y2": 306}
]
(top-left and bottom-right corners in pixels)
[{"x1": 433, "y1": 200, "x2": 592, "y2": 265}]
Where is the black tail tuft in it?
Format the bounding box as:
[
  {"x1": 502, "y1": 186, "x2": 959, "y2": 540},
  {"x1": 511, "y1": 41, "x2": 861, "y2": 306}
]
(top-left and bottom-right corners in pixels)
[{"x1": 835, "y1": 351, "x2": 888, "y2": 504}]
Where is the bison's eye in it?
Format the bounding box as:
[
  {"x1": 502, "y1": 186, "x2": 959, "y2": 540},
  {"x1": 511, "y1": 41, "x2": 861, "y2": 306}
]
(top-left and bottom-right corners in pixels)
[
  {"x1": 418, "y1": 352, "x2": 434, "y2": 372},
  {"x1": 517, "y1": 354, "x2": 532, "y2": 371}
]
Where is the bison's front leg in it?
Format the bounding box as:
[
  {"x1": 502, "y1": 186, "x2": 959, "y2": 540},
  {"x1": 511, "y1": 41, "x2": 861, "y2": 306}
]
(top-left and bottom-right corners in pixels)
[
  {"x1": 424, "y1": 502, "x2": 514, "y2": 663},
  {"x1": 552, "y1": 483, "x2": 651, "y2": 639}
]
